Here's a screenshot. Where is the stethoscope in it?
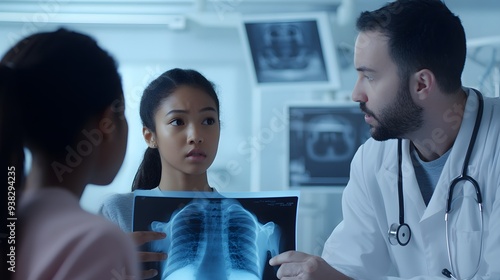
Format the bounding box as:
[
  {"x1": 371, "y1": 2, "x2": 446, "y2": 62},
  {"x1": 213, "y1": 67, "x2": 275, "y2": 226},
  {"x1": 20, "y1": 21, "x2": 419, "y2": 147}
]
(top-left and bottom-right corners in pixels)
[{"x1": 387, "y1": 89, "x2": 484, "y2": 280}]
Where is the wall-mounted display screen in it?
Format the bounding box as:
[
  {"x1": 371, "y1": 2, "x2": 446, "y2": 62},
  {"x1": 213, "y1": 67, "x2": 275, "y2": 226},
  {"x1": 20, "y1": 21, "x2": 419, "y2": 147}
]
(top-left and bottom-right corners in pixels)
[{"x1": 288, "y1": 104, "x2": 370, "y2": 187}]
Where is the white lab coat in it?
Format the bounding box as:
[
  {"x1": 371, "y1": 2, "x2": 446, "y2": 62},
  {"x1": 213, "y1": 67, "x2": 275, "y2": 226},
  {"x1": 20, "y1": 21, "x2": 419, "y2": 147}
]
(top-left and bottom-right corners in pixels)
[{"x1": 322, "y1": 88, "x2": 500, "y2": 280}]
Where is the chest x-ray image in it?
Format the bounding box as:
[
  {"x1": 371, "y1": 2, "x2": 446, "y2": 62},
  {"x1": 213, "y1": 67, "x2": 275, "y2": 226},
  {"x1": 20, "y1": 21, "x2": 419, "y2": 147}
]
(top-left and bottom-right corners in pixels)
[{"x1": 133, "y1": 191, "x2": 299, "y2": 280}]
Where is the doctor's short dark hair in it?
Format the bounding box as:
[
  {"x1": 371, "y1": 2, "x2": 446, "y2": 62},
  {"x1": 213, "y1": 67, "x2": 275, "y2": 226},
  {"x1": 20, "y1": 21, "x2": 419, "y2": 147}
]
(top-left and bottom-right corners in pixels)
[{"x1": 356, "y1": 0, "x2": 466, "y2": 94}]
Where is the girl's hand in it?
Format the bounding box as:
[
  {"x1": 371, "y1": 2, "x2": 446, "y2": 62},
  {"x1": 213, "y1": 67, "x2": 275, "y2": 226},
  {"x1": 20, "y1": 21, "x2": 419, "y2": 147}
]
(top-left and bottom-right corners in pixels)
[{"x1": 131, "y1": 231, "x2": 167, "y2": 279}]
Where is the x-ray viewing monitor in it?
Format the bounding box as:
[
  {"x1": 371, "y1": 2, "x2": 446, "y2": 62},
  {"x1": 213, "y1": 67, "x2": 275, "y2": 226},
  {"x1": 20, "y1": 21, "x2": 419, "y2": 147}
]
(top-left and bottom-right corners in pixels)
[
  {"x1": 240, "y1": 13, "x2": 341, "y2": 91},
  {"x1": 288, "y1": 103, "x2": 371, "y2": 187}
]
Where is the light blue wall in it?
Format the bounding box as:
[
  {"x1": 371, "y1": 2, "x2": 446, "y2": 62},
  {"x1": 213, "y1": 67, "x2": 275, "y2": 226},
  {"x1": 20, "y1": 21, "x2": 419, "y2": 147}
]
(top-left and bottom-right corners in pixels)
[{"x1": 0, "y1": 21, "x2": 254, "y2": 208}]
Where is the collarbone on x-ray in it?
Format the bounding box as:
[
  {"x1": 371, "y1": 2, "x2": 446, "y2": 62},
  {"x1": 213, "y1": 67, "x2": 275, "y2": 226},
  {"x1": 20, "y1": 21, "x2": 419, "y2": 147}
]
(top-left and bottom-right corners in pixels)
[{"x1": 150, "y1": 198, "x2": 281, "y2": 280}]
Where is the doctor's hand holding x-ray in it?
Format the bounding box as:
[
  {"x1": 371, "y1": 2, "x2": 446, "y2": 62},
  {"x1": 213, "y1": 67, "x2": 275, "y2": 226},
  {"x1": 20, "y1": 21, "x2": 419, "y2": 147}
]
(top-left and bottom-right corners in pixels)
[{"x1": 270, "y1": 0, "x2": 500, "y2": 279}]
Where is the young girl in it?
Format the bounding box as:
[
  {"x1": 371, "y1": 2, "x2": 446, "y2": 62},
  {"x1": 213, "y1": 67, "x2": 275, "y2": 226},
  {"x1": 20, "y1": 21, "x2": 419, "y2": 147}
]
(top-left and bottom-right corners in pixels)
[
  {"x1": 0, "y1": 28, "x2": 139, "y2": 280},
  {"x1": 99, "y1": 68, "x2": 221, "y2": 278}
]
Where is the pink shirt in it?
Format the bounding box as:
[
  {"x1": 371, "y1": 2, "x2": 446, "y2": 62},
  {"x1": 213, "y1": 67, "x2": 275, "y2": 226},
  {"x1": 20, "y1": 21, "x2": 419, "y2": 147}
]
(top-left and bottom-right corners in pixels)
[{"x1": 15, "y1": 188, "x2": 139, "y2": 280}]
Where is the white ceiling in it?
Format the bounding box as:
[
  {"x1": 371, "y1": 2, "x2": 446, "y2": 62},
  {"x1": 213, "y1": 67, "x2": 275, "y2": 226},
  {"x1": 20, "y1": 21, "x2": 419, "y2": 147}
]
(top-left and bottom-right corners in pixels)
[
  {"x1": 0, "y1": 0, "x2": 498, "y2": 26},
  {"x1": 1, "y1": 0, "x2": 499, "y2": 15}
]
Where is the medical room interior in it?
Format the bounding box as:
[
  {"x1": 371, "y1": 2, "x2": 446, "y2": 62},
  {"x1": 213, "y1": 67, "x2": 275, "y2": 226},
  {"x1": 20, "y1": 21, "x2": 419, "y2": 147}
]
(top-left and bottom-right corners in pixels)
[{"x1": 1, "y1": 0, "x2": 499, "y2": 255}]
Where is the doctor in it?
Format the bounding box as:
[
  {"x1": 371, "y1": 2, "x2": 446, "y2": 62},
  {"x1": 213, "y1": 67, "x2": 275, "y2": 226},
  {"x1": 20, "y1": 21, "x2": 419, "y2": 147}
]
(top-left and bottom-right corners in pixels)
[{"x1": 270, "y1": 0, "x2": 500, "y2": 279}]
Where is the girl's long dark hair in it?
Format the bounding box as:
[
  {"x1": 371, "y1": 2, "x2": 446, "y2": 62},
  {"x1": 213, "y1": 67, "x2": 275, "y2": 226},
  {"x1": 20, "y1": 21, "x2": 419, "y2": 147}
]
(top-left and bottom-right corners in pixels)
[{"x1": 131, "y1": 68, "x2": 220, "y2": 191}]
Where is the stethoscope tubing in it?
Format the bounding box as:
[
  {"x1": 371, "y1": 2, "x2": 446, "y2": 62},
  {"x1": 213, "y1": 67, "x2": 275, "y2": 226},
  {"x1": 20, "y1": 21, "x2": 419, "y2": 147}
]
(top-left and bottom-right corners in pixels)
[
  {"x1": 445, "y1": 202, "x2": 483, "y2": 280},
  {"x1": 446, "y1": 89, "x2": 484, "y2": 213},
  {"x1": 444, "y1": 90, "x2": 484, "y2": 279},
  {"x1": 391, "y1": 89, "x2": 485, "y2": 280}
]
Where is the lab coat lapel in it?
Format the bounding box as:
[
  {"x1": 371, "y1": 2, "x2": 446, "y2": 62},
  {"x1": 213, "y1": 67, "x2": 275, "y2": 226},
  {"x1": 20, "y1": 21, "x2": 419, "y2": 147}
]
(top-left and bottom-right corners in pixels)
[
  {"x1": 399, "y1": 139, "x2": 427, "y2": 220},
  {"x1": 421, "y1": 88, "x2": 480, "y2": 221},
  {"x1": 377, "y1": 139, "x2": 427, "y2": 220}
]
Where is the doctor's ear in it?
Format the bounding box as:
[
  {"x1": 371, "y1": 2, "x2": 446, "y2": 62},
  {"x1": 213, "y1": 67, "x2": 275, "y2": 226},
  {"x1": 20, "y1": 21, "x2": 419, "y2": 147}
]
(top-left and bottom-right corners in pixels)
[
  {"x1": 411, "y1": 69, "x2": 435, "y2": 101},
  {"x1": 143, "y1": 127, "x2": 157, "y2": 148}
]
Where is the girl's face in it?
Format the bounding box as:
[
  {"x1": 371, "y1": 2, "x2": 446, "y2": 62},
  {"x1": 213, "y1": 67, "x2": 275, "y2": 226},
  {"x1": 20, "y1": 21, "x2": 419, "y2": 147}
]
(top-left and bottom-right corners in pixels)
[{"x1": 149, "y1": 85, "x2": 220, "y2": 176}]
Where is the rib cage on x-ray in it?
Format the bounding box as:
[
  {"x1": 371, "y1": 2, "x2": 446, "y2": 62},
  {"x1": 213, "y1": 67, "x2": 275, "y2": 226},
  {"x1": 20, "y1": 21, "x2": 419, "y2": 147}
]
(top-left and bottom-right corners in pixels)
[{"x1": 150, "y1": 198, "x2": 281, "y2": 280}]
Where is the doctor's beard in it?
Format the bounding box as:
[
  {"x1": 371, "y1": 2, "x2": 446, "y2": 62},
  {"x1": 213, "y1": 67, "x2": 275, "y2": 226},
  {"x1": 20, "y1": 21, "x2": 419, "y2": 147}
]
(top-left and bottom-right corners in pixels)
[{"x1": 362, "y1": 81, "x2": 424, "y2": 141}]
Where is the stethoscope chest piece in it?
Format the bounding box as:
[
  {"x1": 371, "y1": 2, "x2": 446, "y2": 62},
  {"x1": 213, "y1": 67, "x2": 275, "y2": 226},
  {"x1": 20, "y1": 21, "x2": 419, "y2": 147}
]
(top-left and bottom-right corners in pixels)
[{"x1": 388, "y1": 223, "x2": 411, "y2": 246}]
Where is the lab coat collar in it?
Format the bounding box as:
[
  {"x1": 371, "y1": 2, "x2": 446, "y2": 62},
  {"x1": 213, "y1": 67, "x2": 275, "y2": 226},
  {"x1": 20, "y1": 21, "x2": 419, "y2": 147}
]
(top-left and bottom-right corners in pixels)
[{"x1": 422, "y1": 87, "x2": 481, "y2": 221}]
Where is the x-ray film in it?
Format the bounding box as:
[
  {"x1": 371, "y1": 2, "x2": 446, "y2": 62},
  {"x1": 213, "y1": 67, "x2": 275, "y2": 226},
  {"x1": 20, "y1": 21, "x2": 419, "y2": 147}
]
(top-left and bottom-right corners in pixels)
[{"x1": 133, "y1": 190, "x2": 299, "y2": 280}]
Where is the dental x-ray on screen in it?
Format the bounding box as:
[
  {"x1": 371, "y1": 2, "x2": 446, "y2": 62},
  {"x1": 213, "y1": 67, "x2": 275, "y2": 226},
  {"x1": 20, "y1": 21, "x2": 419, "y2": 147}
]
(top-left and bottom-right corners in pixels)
[
  {"x1": 288, "y1": 104, "x2": 371, "y2": 187},
  {"x1": 241, "y1": 13, "x2": 341, "y2": 90},
  {"x1": 133, "y1": 190, "x2": 299, "y2": 280}
]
